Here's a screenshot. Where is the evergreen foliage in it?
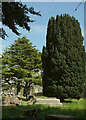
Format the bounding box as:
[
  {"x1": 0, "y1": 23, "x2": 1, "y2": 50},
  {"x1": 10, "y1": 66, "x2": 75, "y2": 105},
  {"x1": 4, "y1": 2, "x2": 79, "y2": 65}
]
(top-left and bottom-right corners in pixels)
[
  {"x1": 2, "y1": 2, "x2": 41, "y2": 39},
  {"x1": 42, "y1": 14, "x2": 85, "y2": 101},
  {"x1": 2, "y1": 36, "x2": 42, "y2": 98}
]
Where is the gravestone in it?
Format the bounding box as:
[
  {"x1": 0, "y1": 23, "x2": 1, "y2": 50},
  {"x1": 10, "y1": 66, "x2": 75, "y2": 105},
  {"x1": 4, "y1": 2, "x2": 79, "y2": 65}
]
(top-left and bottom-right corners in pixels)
[
  {"x1": 35, "y1": 97, "x2": 62, "y2": 106},
  {"x1": 2, "y1": 96, "x2": 10, "y2": 106},
  {"x1": 2, "y1": 95, "x2": 21, "y2": 106}
]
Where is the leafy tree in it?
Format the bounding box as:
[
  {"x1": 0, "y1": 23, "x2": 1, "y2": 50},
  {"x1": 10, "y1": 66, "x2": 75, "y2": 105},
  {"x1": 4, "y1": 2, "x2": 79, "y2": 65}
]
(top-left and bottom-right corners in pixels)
[
  {"x1": 2, "y1": 36, "x2": 42, "y2": 98},
  {"x1": 42, "y1": 14, "x2": 85, "y2": 101},
  {"x1": 1, "y1": 2, "x2": 41, "y2": 39}
]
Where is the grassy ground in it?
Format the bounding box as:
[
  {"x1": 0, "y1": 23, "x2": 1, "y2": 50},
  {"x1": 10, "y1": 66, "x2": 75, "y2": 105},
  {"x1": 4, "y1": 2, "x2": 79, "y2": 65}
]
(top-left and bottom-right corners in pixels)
[{"x1": 2, "y1": 98, "x2": 86, "y2": 120}]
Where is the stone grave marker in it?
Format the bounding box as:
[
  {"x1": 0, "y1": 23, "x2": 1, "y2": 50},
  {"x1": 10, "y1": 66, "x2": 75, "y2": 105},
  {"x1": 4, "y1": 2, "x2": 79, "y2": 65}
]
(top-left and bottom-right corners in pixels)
[{"x1": 35, "y1": 97, "x2": 62, "y2": 106}]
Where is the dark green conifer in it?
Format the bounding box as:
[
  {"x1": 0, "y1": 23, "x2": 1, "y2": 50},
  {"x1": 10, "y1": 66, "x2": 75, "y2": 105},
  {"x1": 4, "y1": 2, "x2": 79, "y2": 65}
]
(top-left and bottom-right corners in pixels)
[{"x1": 42, "y1": 14, "x2": 85, "y2": 101}]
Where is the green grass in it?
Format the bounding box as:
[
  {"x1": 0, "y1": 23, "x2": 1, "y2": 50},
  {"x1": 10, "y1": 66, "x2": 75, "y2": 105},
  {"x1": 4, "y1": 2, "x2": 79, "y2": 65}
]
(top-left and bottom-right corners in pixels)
[{"x1": 2, "y1": 98, "x2": 86, "y2": 120}]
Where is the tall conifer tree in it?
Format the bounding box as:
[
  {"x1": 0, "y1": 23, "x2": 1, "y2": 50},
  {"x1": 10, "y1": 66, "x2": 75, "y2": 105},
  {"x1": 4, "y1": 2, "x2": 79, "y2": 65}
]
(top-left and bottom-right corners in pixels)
[
  {"x1": 42, "y1": 14, "x2": 85, "y2": 101},
  {"x1": 2, "y1": 36, "x2": 42, "y2": 98}
]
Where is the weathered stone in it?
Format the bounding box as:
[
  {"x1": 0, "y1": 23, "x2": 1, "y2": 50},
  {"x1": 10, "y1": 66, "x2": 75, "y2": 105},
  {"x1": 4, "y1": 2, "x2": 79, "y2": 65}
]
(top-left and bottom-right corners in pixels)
[
  {"x1": 2, "y1": 96, "x2": 10, "y2": 106},
  {"x1": 45, "y1": 114, "x2": 81, "y2": 120},
  {"x1": 35, "y1": 98, "x2": 62, "y2": 106},
  {"x1": 2, "y1": 95, "x2": 21, "y2": 106}
]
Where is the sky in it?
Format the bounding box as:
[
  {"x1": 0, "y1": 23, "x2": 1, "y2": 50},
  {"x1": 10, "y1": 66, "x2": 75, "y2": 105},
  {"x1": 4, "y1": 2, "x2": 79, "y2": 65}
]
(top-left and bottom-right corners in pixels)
[{"x1": 2, "y1": 2, "x2": 85, "y2": 53}]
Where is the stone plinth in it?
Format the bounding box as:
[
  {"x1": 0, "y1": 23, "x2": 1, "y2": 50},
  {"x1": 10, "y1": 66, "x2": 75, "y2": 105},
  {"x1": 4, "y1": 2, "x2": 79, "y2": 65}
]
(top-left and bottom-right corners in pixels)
[{"x1": 35, "y1": 98, "x2": 62, "y2": 106}]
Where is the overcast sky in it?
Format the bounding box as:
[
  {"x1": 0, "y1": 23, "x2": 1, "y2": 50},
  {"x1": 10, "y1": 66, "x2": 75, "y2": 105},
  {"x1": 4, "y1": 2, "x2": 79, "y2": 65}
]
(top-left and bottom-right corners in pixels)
[{"x1": 2, "y1": 2, "x2": 85, "y2": 53}]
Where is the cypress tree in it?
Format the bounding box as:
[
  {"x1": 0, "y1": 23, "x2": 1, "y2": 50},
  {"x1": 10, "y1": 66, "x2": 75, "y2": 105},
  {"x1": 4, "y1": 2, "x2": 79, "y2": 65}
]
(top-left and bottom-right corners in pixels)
[{"x1": 42, "y1": 14, "x2": 85, "y2": 101}]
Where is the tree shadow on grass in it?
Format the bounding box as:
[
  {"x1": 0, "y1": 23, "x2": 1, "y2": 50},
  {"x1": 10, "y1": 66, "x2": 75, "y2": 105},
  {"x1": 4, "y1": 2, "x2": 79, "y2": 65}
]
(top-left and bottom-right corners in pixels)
[
  {"x1": 62, "y1": 99, "x2": 79, "y2": 103},
  {"x1": 62, "y1": 100, "x2": 72, "y2": 103},
  {"x1": 40, "y1": 106, "x2": 85, "y2": 120},
  {"x1": 2, "y1": 104, "x2": 86, "y2": 120}
]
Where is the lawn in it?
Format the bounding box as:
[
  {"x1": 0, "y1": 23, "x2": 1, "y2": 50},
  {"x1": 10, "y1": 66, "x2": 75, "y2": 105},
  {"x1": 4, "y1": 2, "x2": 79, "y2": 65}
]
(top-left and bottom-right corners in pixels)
[{"x1": 2, "y1": 98, "x2": 86, "y2": 120}]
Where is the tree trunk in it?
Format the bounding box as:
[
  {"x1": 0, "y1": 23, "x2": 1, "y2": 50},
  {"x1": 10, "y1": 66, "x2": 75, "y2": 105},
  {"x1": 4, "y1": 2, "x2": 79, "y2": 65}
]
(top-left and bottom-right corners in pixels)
[
  {"x1": 17, "y1": 83, "x2": 21, "y2": 95},
  {"x1": 23, "y1": 81, "x2": 32, "y2": 99},
  {"x1": 23, "y1": 81, "x2": 29, "y2": 99}
]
